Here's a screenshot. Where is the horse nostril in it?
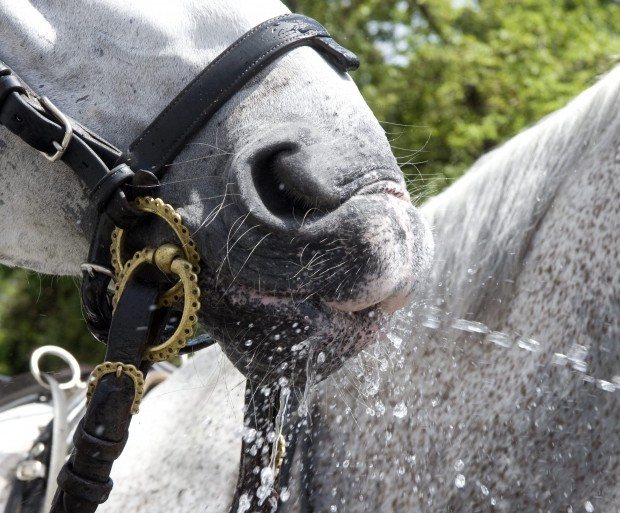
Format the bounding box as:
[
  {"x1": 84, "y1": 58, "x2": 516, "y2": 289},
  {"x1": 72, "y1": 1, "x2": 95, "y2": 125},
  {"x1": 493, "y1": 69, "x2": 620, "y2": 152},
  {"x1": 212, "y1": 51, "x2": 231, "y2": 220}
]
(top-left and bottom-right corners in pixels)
[{"x1": 250, "y1": 145, "x2": 338, "y2": 222}]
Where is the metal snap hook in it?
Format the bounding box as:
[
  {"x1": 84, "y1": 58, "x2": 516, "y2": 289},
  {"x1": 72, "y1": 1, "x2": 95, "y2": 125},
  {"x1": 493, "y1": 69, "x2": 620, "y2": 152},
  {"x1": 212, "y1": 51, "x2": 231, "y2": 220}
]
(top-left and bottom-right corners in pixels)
[{"x1": 30, "y1": 345, "x2": 83, "y2": 391}]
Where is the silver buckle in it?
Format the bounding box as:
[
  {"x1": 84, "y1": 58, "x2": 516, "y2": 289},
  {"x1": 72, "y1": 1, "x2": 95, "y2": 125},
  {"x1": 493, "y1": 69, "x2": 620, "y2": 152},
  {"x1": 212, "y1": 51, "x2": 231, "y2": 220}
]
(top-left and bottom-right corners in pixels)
[
  {"x1": 80, "y1": 262, "x2": 116, "y2": 279},
  {"x1": 39, "y1": 96, "x2": 73, "y2": 162}
]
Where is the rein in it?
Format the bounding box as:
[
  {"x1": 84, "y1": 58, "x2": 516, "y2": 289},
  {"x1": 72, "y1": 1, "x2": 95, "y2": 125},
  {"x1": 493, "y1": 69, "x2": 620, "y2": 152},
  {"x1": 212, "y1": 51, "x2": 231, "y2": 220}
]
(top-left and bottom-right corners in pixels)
[{"x1": 0, "y1": 13, "x2": 358, "y2": 513}]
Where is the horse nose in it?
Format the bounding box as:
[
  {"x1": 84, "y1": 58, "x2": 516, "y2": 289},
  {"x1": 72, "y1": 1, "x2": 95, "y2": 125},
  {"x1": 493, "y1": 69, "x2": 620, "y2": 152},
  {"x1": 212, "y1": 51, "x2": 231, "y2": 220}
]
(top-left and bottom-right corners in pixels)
[
  {"x1": 233, "y1": 125, "x2": 348, "y2": 230},
  {"x1": 261, "y1": 140, "x2": 343, "y2": 209}
]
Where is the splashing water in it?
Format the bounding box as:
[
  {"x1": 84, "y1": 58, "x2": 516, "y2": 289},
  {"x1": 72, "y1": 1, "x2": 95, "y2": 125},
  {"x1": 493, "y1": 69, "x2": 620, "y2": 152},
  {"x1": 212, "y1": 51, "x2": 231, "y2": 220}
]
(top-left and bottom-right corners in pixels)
[
  {"x1": 393, "y1": 402, "x2": 408, "y2": 418},
  {"x1": 404, "y1": 305, "x2": 619, "y2": 392},
  {"x1": 454, "y1": 474, "x2": 466, "y2": 488}
]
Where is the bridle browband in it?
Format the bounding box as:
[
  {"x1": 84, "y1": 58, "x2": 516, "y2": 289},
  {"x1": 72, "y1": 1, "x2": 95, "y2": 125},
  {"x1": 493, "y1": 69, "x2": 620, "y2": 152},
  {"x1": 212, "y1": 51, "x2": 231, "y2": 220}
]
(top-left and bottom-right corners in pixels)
[{"x1": 0, "y1": 13, "x2": 358, "y2": 513}]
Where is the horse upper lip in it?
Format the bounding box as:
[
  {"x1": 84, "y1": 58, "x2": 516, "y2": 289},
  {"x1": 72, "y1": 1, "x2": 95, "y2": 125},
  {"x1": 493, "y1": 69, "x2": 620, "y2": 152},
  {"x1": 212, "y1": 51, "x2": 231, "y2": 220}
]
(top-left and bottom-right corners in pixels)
[{"x1": 354, "y1": 180, "x2": 410, "y2": 202}]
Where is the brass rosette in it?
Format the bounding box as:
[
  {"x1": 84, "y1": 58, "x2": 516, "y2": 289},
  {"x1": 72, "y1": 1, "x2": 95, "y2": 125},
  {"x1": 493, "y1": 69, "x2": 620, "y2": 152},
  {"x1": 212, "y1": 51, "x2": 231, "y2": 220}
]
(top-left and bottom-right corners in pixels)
[
  {"x1": 110, "y1": 196, "x2": 200, "y2": 307},
  {"x1": 112, "y1": 245, "x2": 201, "y2": 362}
]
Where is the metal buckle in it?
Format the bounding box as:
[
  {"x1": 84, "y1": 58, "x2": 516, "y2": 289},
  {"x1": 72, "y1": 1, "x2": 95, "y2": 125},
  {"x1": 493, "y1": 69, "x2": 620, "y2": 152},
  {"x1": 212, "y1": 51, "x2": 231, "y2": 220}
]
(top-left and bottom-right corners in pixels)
[
  {"x1": 80, "y1": 262, "x2": 116, "y2": 279},
  {"x1": 87, "y1": 362, "x2": 145, "y2": 415},
  {"x1": 38, "y1": 96, "x2": 73, "y2": 162}
]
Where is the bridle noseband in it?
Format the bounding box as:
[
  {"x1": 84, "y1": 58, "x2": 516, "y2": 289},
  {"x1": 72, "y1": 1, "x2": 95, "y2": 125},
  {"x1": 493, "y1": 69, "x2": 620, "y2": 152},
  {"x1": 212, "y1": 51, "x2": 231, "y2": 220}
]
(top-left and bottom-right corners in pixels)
[{"x1": 0, "y1": 13, "x2": 358, "y2": 513}]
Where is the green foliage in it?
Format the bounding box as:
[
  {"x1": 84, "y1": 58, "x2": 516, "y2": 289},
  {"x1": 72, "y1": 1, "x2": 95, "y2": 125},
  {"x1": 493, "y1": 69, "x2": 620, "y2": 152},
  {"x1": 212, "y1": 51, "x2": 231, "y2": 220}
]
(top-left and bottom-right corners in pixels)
[
  {"x1": 287, "y1": 0, "x2": 620, "y2": 200},
  {"x1": 2, "y1": 0, "x2": 620, "y2": 375},
  {"x1": 0, "y1": 268, "x2": 104, "y2": 375}
]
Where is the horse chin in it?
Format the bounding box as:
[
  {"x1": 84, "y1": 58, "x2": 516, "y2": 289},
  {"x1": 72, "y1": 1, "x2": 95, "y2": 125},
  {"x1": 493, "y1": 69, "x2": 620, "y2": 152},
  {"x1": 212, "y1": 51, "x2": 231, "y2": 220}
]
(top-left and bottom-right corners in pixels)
[
  {"x1": 191, "y1": 188, "x2": 432, "y2": 386},
  {"x1": 196, "y1": 277, "x2": 387, "y2": 387}
]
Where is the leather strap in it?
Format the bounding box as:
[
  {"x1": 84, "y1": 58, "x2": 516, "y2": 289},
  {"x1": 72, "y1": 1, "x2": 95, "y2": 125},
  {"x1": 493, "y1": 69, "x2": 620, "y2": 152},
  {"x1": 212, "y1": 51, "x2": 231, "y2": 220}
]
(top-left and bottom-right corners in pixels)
[
  {"x1": 50, "y1": 279, "x2": 165, "y2": 513},
  {"x1": 125, "y1": 13, "x2": 359, "y2": 175},
  {"x1": 229, "y1": 384, "x2": 301, "y2": 513},
  {"x1": 0, "y1": 61, "x2": 154, "y2": 229}
]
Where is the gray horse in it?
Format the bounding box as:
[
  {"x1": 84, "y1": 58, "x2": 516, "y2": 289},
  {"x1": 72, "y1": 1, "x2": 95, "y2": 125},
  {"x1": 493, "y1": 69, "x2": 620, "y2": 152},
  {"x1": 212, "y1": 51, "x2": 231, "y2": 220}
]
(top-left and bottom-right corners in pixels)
[
  {"x1": 100, "y1": 65, "x2": 620, "y2": 512},
  {"x1": 0, "y1": 0, "x2": 433, "y2": 508}
]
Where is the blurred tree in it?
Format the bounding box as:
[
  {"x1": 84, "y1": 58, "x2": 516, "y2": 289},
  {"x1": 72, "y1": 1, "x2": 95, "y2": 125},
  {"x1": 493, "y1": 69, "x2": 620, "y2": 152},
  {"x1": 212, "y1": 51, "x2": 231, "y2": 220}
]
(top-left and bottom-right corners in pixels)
[
  {"x1": 1, "y1": 0, "x2": 619, "y2": 374},
  {"x1": 287, "y1": 0, "x2": 620, "y2": 199},
  {"x1": 0, "y1": 268, "x2": 104, "y2": 375}
]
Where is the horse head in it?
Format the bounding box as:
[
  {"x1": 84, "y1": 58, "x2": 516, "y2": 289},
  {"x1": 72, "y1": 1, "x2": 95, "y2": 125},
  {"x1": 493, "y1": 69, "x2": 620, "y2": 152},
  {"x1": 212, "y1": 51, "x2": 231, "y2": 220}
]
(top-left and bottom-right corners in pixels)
[{"x1": 0, "y1": 0, "x2": 433, "y2": 385}]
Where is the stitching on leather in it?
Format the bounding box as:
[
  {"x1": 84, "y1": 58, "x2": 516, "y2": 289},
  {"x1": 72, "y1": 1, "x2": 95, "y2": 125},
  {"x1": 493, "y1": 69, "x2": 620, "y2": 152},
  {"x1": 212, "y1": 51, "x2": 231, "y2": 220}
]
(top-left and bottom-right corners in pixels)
[
  {"x1": 131, "y1": 13, "x2": 292, "y2": 148},
  {"x1": 156, "y1": 34, "x2": 322, "y2": 167},
  {"x1": 131, "y1": 15, "x2": 328, "y2": 170}
]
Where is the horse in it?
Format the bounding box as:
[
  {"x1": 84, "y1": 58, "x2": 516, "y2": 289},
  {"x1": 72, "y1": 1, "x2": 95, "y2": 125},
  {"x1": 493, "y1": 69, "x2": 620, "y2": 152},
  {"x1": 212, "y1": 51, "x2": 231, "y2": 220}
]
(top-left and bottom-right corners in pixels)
[
  {"x1": 95, "y1": 65, "x2": 619, "y2": 512},
  {"x1": 0, "y1": 0, "x2": 433, "y2": 510}
]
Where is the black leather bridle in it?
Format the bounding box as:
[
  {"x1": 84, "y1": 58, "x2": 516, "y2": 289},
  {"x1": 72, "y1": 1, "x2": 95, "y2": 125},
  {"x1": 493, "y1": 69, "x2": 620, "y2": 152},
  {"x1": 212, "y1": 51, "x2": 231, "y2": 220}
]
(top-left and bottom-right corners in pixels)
[{"x1": 0, "y1": 13, "x2": 358, "y2": 513}]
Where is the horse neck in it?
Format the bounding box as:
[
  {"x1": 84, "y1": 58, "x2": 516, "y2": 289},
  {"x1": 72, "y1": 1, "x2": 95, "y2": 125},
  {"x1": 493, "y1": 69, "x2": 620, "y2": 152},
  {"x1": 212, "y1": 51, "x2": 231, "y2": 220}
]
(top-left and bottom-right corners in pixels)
[
  {"x1": 0, "y1": 0, "x2": 289, "y2": 274},
  {"x1": 420, "y1": 65, "x2": 620, "y2": 322}
]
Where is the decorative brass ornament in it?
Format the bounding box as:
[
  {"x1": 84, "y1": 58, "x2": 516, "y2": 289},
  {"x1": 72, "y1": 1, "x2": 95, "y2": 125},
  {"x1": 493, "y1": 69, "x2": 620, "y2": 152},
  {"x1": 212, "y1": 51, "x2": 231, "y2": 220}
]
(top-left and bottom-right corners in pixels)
[
  {"x1": 110, "y1": 196, "x2": 201, "y2": 307},
  {"x1": 87, "y1": 362, "x2": 145, "y2": 415},
  {"x1": 109, "y1": 196, "x2": 202, "y2": 362},
  {"x1": 112, "y1": 246, "x2": 201, "y2": 362}
]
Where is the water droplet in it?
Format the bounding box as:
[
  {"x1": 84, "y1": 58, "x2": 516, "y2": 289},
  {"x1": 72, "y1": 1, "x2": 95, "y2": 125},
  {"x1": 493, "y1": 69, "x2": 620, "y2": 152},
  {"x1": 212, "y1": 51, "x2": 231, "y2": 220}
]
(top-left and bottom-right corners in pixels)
[
  {"x1": 566, "y1": 344, "x2": 588, "y2": 372},
  {"x1": 394, "y1": 402, "x2": 408, "y2": 418},
  {"x1": 330, "y1": 506, "x2": 337, "y2": 512},
  {"x1": 422, "y1": 306, "x2": 441, "y2": 329},
  {"x1": 467, "y1": 267, "x2": 477, "y2": 275},
  {"x1": 274, "y1": 334, "x2": 281, "y2": 341},
  {"x1": 244, "y1": 339, "x2": 253, "y2": 347},
  {"x1": 485, "y1": 331, "x2": 513, "y2": 348},
  {"x1": 597, "y1": 379, "x2": 616, "y2": 392},
  {"x1": 237, "y1": 493, "x2": 251, "y2": 513},
  {"x1": 364, "y1": 381, "x2": 380, "y2": 397},
  {"x1": 278, "y1": 376, "x2": 289, "y2": 387},
  {"x1": 317, "y1": 352, "x2": 326, "y2": 365},
  {"x1": 379, "y1": 358, "x2": 389, "y2": 372},
  {"x1": 585, "y1": 500, "x2": 594, "y2": 512},
  {"x1": 454, "y1": 474, "x2": 466, "y2": 488},
  {"x1": 280, "y1": 487, "x2": 290, "y2": 502},
  {"x1": 553, "y1": 352, "x2": 569, "y2": 366},
  {"x1": 342, "y1": 460, "x2": 350, "y2": 468},
  {"x1": 451, "y1": 319, "x2": 490, "y2": 334},
  {"x1": 480, "y1": 484, "x2": 489, "y2": 496},
  {"x1": 517, "y1": 336, "x2": 540, "y2": 352},
  {"x1": 242, "y1": 428, "x2": 257, "y2": 443},
  {"x1": 387, "y1": 332, "x2": 404, "y2": 349},
  {"x1": 454, "y1": 459, "x2": 465, "y2": 471},
  {"x1": 375, "y1": 400, "x2": 386, "y2": 416},
  {"x1": 490, "y1": 497, "x2": 497, "y2": 506}
]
